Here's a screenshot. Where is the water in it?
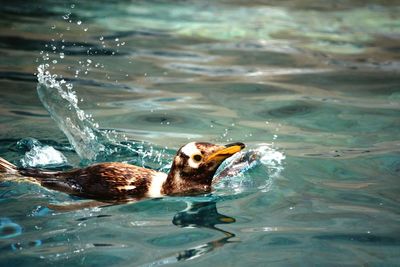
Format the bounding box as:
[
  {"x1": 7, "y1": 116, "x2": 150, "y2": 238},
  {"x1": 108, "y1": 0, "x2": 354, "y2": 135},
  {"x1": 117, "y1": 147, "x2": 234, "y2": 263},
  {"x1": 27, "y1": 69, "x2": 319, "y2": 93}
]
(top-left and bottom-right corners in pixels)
[{"x1": 0, "y1": 1, "x2": 399, "y2": 266}]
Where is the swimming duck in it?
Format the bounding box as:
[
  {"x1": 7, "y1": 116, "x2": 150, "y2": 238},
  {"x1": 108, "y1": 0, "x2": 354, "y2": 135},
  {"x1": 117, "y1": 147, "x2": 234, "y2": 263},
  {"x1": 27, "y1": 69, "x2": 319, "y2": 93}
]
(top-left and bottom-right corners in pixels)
[{"x1": 0, "y1": 142, "x2": 245, "y2": 200}]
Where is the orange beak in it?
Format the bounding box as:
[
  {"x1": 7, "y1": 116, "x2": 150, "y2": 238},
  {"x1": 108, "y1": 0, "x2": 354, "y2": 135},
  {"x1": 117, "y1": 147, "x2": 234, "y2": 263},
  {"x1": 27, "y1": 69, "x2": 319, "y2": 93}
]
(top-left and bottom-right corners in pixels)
[{"x1": 205, "y1": 142, "x2": 245, "y2": 163}]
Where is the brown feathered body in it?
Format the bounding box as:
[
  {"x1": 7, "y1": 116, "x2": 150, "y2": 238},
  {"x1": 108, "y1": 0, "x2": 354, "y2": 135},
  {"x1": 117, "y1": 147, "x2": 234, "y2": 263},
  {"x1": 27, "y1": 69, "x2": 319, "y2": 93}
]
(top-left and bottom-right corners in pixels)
[
  {"x1": 19, "y1": 163, "x2": 158, "y2": 200},
  {"x1": 0, "y1": 142, "x2": 245, "y2": 200}
]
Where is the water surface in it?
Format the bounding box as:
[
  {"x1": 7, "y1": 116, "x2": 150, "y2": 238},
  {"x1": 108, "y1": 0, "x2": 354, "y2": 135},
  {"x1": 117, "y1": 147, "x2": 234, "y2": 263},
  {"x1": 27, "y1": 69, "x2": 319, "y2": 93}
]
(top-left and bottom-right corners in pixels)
[{"x1": 0, "y1": 1, "x2": 399, "y2": 266}]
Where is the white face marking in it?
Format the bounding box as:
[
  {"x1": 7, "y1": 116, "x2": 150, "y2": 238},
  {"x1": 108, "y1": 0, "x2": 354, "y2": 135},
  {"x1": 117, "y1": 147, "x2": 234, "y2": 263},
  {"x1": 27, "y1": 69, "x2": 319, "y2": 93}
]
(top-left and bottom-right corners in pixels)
[
  {"x1": 180, "y1": 142, "x2": 202, "y2": 169},
  {"x1": 147, "y1": 172, "x2": 168, "y2": 198}
]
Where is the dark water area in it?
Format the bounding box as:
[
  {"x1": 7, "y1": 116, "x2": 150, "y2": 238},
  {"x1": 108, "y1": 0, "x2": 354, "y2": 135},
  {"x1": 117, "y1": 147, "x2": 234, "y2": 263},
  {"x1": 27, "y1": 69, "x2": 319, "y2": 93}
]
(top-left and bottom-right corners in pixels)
[{"x1": 0, "y1": 1, "x2": 399, "y2": 266}]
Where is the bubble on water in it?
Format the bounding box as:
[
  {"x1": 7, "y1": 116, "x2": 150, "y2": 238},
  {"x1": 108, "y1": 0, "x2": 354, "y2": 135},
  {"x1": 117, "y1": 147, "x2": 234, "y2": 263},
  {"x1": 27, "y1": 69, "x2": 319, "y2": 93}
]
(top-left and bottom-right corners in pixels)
[
  {"x1": 0, "y1": 218, "x2": 22, "y2": 239},
  {"x1": 52, "y1": 60, "x2": 57, "y2": 64},
  {"x1": 99, "y1": 36, "x2": 104, "y2": 41},
  {"x1": 63, "y1": 13, "x2": 71, "y2": 20},
  {"x1": 70, "y1": 4, "x2": 75, "y2": 8},
  {"x1": 59, "y1": 52, "x2": 65, "y2": 59}
]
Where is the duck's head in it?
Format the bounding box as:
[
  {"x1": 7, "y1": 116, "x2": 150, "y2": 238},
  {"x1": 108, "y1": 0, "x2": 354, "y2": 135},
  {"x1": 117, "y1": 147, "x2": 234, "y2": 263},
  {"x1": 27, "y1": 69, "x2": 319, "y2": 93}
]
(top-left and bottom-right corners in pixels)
[{"x1": 163, "y1": 142, "x2": 245, "y2": 195}]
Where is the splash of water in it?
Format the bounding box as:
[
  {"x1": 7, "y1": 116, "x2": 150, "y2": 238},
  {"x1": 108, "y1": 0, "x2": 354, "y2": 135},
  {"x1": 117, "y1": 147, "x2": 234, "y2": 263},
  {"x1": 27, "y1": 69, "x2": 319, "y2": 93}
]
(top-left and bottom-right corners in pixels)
[
  {"x1": 36, "y1": 63, "x2": 169, "y2": 168},
  {"x1": 36, "y1": 64, "x2": 106, "y2": 161},
  {"x1": 17, "y1": 138, "x2": 68, "y2": 168},
  {"x1": 214, "y1": 144, "x2": 285, "y2": 194}
]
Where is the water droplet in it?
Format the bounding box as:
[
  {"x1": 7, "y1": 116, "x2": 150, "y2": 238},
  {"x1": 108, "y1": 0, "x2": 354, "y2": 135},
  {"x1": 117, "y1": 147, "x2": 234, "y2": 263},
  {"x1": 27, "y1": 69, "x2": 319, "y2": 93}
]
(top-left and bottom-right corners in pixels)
[
  {"x1": 86, "y1": 59, "x2": 92, "y2": 64},
  {"x1": 99, "y1": 36, "x2": 104, "y2": 41},
  {"x1": 63, "y1": 13, "x2": 70, "y2": 20},
  {"x1": 71, "y1": 4, "x2": 75, "y2": 8},
  {"x1": 84, "y1": 28, "x2": 88, "y2": 32},
  {"x1": 121, "y1": 42, "x2": 125, "y2": 46},
  {"x1": 77, "y1": 21, "x2": 82, "y2": 25},
  {"x1": 51, "y1": 25, "x2": 56, "y2": 30},
  {"x1": 52, "y1": 60, "x2": 57, "y2": 64},
  {"x1": 115, "y1": 38, "x2": 119, "y2": 42},
  {"x1": 59, "y1": 53, "x2": 65, "y2": 59}
]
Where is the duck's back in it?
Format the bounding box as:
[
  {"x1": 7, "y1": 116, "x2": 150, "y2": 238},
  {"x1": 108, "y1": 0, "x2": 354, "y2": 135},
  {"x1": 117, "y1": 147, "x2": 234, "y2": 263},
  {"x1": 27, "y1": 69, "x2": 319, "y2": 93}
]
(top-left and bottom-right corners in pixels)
[{"x1": 20, "y1": 162, "x2": 165, "y2": 200}]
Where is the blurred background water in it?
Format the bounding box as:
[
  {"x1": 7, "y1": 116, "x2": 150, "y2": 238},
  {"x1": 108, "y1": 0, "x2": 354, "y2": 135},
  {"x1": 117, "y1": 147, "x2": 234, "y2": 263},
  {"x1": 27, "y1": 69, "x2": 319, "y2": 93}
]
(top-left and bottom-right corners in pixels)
[{"x1": 0, "y1": 1, "x2": 399, "y2": 266}]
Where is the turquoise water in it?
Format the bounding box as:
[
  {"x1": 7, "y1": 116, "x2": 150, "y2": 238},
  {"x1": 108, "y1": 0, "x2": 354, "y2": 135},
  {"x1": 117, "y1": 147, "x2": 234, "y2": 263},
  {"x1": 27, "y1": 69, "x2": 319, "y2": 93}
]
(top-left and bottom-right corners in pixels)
[{"x1": 1, "y1": 1, "x2": 400, "y2": 266}]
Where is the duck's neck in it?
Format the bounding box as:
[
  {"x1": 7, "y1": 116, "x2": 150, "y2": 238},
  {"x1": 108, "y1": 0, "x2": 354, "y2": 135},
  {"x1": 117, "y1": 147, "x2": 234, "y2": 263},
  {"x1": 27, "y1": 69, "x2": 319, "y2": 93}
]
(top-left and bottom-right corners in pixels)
[{"x1": 161, "y1": 165, "x2": 213, "y2": 196}]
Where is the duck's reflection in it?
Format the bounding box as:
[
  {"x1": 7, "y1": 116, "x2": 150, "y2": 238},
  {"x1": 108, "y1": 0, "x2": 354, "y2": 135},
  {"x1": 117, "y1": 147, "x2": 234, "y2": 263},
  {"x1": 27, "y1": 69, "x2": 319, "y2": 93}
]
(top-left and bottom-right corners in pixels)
[
  {"x1": 53, "y1": 199, "x2": 237, "y2": 265},
  {"x1": 170, "y1": 201, "x2": 237, "y2": 263}
]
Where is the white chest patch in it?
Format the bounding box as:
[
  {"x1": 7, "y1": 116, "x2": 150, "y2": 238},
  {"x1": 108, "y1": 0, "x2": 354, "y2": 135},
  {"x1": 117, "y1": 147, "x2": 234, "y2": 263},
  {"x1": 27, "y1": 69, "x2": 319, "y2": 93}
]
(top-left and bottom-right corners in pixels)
[{"x1": 146, "y1": 172, "x2": 168, "y2": 198}]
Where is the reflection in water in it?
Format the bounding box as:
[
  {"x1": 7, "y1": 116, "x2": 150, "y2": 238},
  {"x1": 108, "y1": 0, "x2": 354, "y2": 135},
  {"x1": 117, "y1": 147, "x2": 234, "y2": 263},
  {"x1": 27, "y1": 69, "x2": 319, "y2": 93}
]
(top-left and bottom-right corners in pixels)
[{"x1": 142, "y1": 201, "x2": 236, "y2": 266}]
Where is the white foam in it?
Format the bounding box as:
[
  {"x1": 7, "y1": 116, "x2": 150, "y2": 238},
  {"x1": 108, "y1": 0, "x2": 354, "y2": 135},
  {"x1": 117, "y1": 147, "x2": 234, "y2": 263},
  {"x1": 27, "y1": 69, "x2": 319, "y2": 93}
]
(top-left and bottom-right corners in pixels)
[{"x1": 21, "y1": 145, "x2": 67, "y2": 168}]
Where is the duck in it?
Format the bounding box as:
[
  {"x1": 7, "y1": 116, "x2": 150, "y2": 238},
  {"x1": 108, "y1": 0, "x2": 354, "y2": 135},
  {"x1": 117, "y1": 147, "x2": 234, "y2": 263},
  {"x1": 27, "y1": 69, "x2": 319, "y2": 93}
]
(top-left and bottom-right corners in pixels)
[{"x1": 0, "y1": 142, "x2": 245, "y2": 200}]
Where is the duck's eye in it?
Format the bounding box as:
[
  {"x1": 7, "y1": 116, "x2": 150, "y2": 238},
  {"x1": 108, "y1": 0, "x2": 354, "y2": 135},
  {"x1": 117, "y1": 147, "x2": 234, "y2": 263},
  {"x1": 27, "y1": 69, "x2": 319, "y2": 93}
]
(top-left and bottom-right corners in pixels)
[{"x1": 192, "y1": 154, "x2": 203, "y2": 162}]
